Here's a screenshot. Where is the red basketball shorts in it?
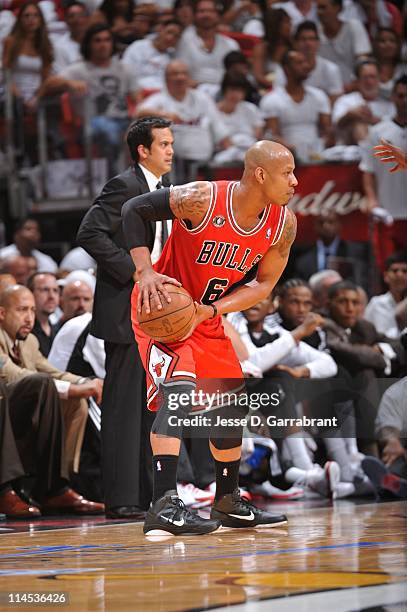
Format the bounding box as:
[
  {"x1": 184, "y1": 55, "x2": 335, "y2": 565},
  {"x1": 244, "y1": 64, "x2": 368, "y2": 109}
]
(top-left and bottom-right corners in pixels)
[{"x1": 131, "y1": 287, "x2": 243, "y2": 412}]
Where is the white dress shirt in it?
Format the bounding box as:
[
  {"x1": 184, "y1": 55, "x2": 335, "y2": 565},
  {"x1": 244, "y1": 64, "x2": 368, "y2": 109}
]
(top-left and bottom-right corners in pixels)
[{"x1": 138, "y1": 164, "x2": 172, "y2": 264}]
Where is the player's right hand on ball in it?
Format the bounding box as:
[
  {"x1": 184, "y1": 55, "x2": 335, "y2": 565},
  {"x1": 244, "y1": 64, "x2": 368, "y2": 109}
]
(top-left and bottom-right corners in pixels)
[{"x1": 136, "y1": 270, "x2": 182, "y2": 314}]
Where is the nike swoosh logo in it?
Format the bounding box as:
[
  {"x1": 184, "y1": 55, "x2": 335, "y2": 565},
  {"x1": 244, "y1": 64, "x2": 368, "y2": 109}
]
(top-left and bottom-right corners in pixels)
[
  {"x1": 161, "y1": 516, "x2": 185, "y2": 526},
  {"x1": 229, "y1": 511, "x2": 255, "y2": 521}
]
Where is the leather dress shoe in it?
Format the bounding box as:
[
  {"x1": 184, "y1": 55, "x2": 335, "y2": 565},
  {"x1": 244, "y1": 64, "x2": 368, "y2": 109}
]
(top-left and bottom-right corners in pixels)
[
  {"x1": 105, "y1": 505, "x2": 146, "y2": 520},
  {"x1": 41, "y1": 488, "x2": 105, "y2": 515},
  {"x1": 0, "y1": 489, "x2": 41, "y2": 519}
]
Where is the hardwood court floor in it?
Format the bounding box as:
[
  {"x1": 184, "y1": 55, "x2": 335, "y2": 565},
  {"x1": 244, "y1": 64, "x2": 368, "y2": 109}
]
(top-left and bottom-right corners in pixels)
[{"x1": 0, "y1": 500, "x2": 406, "y2": 611}]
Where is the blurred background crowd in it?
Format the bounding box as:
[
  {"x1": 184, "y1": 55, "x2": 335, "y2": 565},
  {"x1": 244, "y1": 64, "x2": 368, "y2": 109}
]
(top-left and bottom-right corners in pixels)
[{"x1": 0, "y1": 0, "x2": 406, "y2": 519}]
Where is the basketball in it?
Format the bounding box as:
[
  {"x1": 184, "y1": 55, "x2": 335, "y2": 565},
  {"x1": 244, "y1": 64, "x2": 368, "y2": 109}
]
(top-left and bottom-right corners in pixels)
[{"x1": 137, "y1": 283, "x2": 196, "y2": 343}]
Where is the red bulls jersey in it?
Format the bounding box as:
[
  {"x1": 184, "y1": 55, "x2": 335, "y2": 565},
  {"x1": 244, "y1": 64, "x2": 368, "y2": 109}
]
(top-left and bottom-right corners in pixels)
[{"x1": 155, "y1": 181, "x2": 287, "y2": 304}]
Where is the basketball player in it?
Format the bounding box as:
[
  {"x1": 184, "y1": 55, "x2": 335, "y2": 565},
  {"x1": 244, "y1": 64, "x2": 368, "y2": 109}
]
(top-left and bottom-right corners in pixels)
[
  {"x1": 373, "y1": 139, "x2": 407, "y2": 172},
  {"x1": 123, "y1": 140, "x2": 297, "y2": 536}
]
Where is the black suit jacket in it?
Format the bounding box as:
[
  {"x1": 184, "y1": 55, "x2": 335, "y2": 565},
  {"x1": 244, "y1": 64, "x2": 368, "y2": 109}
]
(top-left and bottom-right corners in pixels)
[
  {"x1": 77, "y1": 165, "x2": 169, "y2": 343},
  {"x1": 291, "y1": 239, "x2": 369, "y2": 288}
]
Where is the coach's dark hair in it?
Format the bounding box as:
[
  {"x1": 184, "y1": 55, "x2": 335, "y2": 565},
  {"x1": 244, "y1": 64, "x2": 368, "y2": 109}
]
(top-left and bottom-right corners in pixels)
[
  {"x1": 220, "y1": 71, "x2": 251, "y2": 96},
  {"x1": 26, "y1": 271, "x2": 57, "y2": 292},
  {"x1": 328, "y1": 280, "x2": 358, "y2": 300},
  {"x1": 294, "y1": 20, "x2": 319, "y2": 40},
  {"x1": 80, "y1": 24, "x2": 114, "y2": 61},
  {"x1": 384, "y1": 251, "x2": 407, "y2": 271},
  {"x1": 279, "y1": 278, "x2": 311, "y2": 299},
  {"x1": 126, "y1": 117, "x2": 172, "y2": 163}
]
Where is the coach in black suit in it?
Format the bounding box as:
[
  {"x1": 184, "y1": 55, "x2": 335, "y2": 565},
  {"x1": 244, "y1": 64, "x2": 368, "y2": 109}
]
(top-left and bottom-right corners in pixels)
[
  {"x1": 291, "y1": 210, "x2": 369, "y2": 289},
  {"x1": 77, "y1": 118, "x2": 174, "y2": 518}
]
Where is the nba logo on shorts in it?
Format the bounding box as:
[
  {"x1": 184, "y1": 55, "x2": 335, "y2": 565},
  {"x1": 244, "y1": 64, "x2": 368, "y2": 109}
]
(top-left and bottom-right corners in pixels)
[
  {"x1": 266, "y1": 228, "x2": 271, "y2": 239},
  {"x1": 223, "y1": 468, "x2": 228, "y2": 476}
]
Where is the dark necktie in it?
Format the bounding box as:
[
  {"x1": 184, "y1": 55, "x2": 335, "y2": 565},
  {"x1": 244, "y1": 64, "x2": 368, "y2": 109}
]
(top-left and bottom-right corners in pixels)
[
  {"x1": 11, "y1": 342, "x2": 22, "y2": 366},
  {"x1": 249, "y1": 330, "x2": 280, "y2": 348},
  {"x1": 156, "y1": 181, "x2": 168, "y2": 249}
]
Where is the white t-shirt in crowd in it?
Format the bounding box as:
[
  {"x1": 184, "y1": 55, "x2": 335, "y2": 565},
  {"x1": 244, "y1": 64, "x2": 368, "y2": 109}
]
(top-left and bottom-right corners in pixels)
[
  {"x1": 364, "y1": 292, "x2": 399, "y2": 338},
  {"x1": 0, "y1": 244, "x2": 58, "y2": 272},
  {"x1": 318, "y1": 19, "x2": 371, "y2": 84},
  {"x1": 260, "y1": 85, "x2": 331, "y2": 161},
  {"x1": 60, "y1": 57, "x2": 138, "y2": 119},
  {"x1": 51, "y1": 33, "x2": 81, "y2": 73},
  {"x1": 138, "y1": 88, "x2": 229, "y2": 160},
  {"x1": 176, "y1": 27, "x2": 239, "y2": 85},
  {"x1": 332, "y1": 91, "x2": 395, "y2": 125},
  {"x1": 217, "y1": 101, "x2": 264, "y2": 145},
  {"x1": 273, "y1": 0, "x2": 318, "y2": 32},
  {"x1": 269, "y1": 56, "x2": 344, "y2": 98},
  {"x1": 359, "y1": 118, "x2": 407, "y2": 220},
  {"x1": 122, "y1": 37, "x2": 175, "y2": 91}
]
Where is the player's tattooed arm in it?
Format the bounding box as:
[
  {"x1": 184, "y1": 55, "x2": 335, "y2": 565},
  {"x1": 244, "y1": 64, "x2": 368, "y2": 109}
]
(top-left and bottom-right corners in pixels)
[
  {"x1": 170, "y1": 181, "x2": 212, "y2": 226},
  {"x1": 277, "y1": 208, "x2": 297, "y2": 258}
]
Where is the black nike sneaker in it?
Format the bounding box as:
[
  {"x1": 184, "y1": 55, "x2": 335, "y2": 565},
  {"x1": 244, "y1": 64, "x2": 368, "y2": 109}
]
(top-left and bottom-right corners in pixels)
[
  {"x1": 211, "y1": 488, "x2": 288, "y2": 528},
  {"x1": 143, "y1": 490, "x2": 221, "y2": 536}
]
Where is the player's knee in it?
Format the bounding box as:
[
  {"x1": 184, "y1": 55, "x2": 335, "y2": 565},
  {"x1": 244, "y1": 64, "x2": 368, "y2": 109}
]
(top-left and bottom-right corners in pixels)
[
  {"x1": 151, "y1": 382, "x2": 196, "y2": 439},
  {"x1": 209, "y1": 402, "x2": 246, "y2": 449}
]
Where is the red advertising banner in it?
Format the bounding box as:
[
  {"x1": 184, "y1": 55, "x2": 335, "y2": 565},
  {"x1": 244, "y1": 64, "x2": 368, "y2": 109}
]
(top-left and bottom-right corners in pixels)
[{"x1": 212, "y1": 162, "x2": 370, "y2": 243}]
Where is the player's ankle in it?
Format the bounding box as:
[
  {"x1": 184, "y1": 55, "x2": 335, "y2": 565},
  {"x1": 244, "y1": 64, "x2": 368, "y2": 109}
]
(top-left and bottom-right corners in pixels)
[{"x1": 152, "y1": 455, "x2": 179, "y2": 503}]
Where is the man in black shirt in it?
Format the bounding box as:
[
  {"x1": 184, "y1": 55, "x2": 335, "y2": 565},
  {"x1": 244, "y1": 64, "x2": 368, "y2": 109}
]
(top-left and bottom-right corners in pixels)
[{"x1": 27, "y1": 273, "x2": 60, "y2": 357}]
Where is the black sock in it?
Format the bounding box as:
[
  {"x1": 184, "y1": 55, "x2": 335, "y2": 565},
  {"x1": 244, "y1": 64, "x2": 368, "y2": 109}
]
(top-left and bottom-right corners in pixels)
[
  {"x1": 214, "y1": 458, "x2": 241, "y2": 500},
  {"x1": 152, "y1": 455, "x2": 178, "y2": 503}
]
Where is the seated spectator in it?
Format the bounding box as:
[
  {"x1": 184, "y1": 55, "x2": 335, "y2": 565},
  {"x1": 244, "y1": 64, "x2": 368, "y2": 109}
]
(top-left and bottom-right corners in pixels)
[
  {"x1": 0, "y1": 218, "x2": 57, "y2": 273},
  {"x1": 291, "y1": 210, "x2": 369, "y2": 288},
  {"x1": 272, "y1": 0, "x2": 318, "y2": 33},
  {"x1": 0, "y1": 256, "x2": 31, "y2": 285},
  {"x1": 175, "y1": 0, "x2": 239, "y2": 86},
  {"x1": 59, "y1": 278, "x2": 94, "y2": 328},
  {"x1": 293, "y1": 20, "x2": 344, "y2": 104},
  {"x1": 59, "y1": 247, "x2": 96, "y2": 272},
  {"x1": 2, "y1": 2, "x2": 53, "y2": 162},
  {"x1": 251, "y1": 8, "x2": 291, "y2": 91},
  {"x1": 51, "y1": 2, "x2": 89, "y2": 72},
  {"x1": 27, "y1": 272, "x2": 60, "y2": 357},
  {"x1": 316, "y1": 0, "x2": 372, "y2": 88},
  {"x1": 89, "y1": 0, "x2": 144, "y2": 52},
  {"x1": 199, "y1": 50, "x2": 261, "y2": 105},
  {"x1": 227, "y1": 297, "x2": 346, "y2": 498},
  {"x1": 332, "y1": 59, "x2": 395, "y2": 145},
  {"x1": 39, "y1": 24, "x2": 138, "y2": 175},
  {"x1": 48, "y1": 311, "x2": 105, "y2": 503},
  {"x1": 137, "y1": 60, "x2": 230, "y2": 182},
  {"x1": 213, "y1": 72, "x2": 264, "y2": 164},
  {"x1": 0, "y1": 377, "x2": 105, "y2": 518},
  {"x1": 122, "y1": 19, "x2": 182, "y2": 94},
  {"x1": 362, "y1": 376, "x2": 407, "y2": 499},
  {"x1": 360, "y1": 76, "x2": 407, "y2": 253},
  {"x1": 0, "y1": 274, "x2": 16, "y2": 295},
  {"x1": 0, "y1": 285, "x2": 103, "y2": 473},
  {"x1": 372, "y1": 27, "x2": 406, "y2": 102},
  {"x1": 324, "y1": 280, "x2": 406, "y2": 453},
  {"x1": 365, "y1": 252, "x2": 407, "y2": 338},
  {"x1": 309, "y1": 269, "x2": 342, "y2": 314},
  {"x1": 340, "y1": 0, "x2": 402, "y2": 39},
  {"x1": 260, "y1": 50, "x2": 332, "y2": 163},
  {"x1": 174, "y1": 0, "x2": 194, "y2": 29}
]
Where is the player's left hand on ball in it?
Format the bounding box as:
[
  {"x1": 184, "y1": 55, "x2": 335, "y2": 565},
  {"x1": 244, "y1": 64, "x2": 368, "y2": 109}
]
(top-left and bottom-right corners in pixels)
[
  {"x1": 137, "y1": 270, "x2": 181, "y2": 314},
  {"x1": 179, "y1": 303, "x2": 212, "y2": 340}
]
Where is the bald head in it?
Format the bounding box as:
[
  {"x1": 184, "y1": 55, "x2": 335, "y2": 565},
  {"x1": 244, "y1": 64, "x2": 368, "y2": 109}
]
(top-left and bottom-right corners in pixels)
[
  {"x1": 242, "y1": 140, "x2": 297, "y2": 207},
  {"x1": 61, "y1": 280, "x2": 93, "y2": 322},
  {"x1": 0, "y1": 285, "x2": 35, "y2": 341},
  {"x1": 244, "y1": 140, "x2": 293, "y2": 171},
  {"x1": 2, "y1": 255, "x2": 30, "y2": 285}
]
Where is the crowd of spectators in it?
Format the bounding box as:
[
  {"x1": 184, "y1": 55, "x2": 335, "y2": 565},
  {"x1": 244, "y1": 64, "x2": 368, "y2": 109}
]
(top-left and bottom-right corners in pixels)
[{"x1": 0, "y1": 0, "x2": 406, "y2": 517}]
